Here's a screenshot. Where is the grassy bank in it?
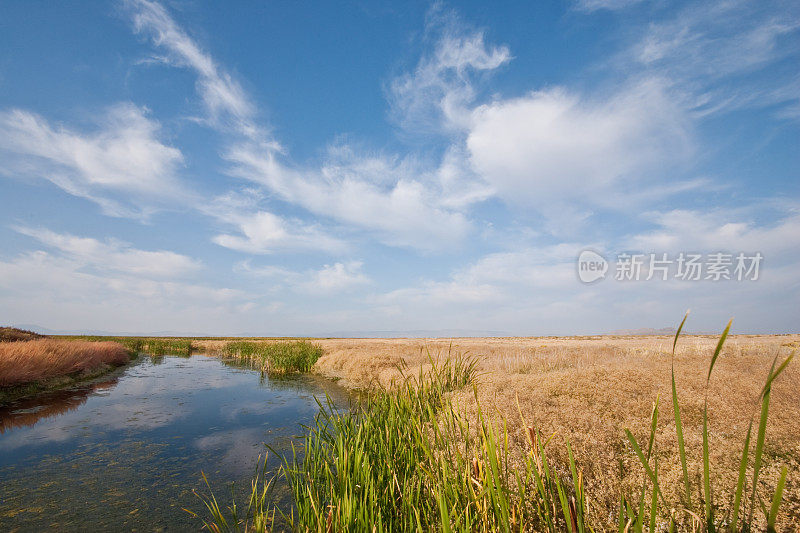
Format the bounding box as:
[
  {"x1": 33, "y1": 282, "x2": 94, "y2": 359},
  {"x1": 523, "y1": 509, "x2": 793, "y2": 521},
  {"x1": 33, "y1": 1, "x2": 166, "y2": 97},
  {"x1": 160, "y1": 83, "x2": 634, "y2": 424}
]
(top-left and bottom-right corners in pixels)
[
  {"x1": 222, "y1": 341, "x2": 323, "y2": 374},
  {"x1": 197, "y1": 319, "x2": 795, "y2": 531}
]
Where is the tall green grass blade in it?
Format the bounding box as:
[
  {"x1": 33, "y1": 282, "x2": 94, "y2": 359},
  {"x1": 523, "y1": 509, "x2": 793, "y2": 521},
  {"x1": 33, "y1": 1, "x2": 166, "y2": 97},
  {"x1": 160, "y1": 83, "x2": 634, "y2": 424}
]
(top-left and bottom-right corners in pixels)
[
  {"x1": 618, "y1": 492, "x2": 627, "y2": 533},
  {"x1": 707, "y1": 319, "x2": 732, "y2": 384},
  {"x1": 673, "y1": 311, "x2": 689, "y2": 354},
  {"x1": 766, "y1": 466, "x2": 788, "y2": 532},
  {"x1": 671, "y1": 312, "x2": 692, "y2": 508},
  {"x1": 636, "y1": 396, "x2": 659, "y2": 530},
  {"x1": 748, "y1": 351, "x2": 795, "y2": 525},
  {"x1": 624, "y1": 429, "x2": 667, "y2": 510},
  {"x1": 729, "y1": 424, "x2": 752, "y2": 532},
  {"x1": 702, "y1": 318, "x2": 731, "y2": 532},
  {"x1": 649, "y1": 457, "x2": 658, "y2": 533},
  {"x1": 702, "y1": 404, "x2": 714, "y2": 532}
]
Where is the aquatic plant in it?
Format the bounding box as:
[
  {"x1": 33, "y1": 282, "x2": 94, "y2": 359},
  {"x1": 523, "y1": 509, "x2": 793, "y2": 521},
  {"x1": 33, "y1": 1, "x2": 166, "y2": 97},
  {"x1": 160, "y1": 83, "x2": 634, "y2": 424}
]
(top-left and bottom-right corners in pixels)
[{"x1": 223, "y1": 341, "x2": 323, "y2": 374}]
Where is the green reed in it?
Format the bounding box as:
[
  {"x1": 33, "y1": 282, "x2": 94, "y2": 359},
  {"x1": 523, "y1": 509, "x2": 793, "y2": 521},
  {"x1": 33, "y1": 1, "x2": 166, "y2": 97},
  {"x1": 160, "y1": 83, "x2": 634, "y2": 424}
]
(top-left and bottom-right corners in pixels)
[{"x1": 222, "y1": 341, "x2": 323, "y2": 374}]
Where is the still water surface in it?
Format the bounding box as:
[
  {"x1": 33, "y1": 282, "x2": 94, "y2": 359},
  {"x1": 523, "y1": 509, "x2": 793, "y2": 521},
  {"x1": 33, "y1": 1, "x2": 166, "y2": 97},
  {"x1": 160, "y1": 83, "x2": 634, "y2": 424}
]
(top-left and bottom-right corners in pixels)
[{"x1": 0, "y1": 354, "x2": 349, "y2": 532}]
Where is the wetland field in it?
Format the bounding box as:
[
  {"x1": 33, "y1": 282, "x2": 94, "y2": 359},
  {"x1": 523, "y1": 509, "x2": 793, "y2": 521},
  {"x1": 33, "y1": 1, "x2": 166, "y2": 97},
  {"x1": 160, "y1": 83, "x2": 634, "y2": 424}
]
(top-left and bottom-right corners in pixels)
[{"x1": 0, "y1": 327, "x2": 798, "y2": 531}]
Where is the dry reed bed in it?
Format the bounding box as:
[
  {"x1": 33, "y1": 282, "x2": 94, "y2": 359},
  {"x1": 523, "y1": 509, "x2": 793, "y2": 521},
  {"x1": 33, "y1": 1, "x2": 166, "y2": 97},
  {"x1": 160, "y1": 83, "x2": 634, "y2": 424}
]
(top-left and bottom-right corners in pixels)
[
  {"x1": 0, "y1": 339, "x2": 130, "y2": 387},
  {"x1": 312, "y1": 334, "x2": 800, "y2": 529}
]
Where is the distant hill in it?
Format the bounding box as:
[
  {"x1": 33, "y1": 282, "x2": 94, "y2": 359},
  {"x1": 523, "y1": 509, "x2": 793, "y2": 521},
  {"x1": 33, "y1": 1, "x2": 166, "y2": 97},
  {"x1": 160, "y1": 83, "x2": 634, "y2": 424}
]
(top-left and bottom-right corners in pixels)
[
  {"x1": 13, "y1": 324, "x2": 211, "y2": 337},
  {"x1": 608, "y1": 327, "x2": 715, "y2": 336},
  {"x1": 317, "y1": 329, "x2": 512, "y2": 338},
  {"x1": 15, "y1": 324, "x2": 512, "y2": 338}
]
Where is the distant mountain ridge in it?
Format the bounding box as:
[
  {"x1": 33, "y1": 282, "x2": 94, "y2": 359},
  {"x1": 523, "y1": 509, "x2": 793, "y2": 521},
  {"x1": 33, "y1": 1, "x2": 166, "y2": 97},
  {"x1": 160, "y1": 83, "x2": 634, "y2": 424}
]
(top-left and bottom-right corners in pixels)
[
  {"x1": 317, "y1": 329, "x2": 512, "y2": 338},
  {"x1": 608, "y1": 327, "x2": 716, "y2": 336},
  {"x1": 12, "y1": 324, "x2": 212, "y2": 337}
]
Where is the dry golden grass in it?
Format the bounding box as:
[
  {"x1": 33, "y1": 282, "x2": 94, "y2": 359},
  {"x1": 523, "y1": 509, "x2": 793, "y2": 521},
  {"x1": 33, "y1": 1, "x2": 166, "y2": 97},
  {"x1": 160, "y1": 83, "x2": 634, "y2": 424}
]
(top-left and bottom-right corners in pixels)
[
  {"x1": 0, "y1": 339, "x2": 130, "y2": 387},
  {"x1": 310, "y1": 334, "x2": 800, "y2": 529}
]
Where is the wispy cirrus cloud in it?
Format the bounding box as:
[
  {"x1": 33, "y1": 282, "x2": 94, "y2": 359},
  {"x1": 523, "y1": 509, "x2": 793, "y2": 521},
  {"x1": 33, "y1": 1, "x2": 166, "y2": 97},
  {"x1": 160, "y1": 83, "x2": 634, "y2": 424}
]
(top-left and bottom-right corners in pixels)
[
  {"x1": 388, "y1": 5, "x2": 511, "y2": 135},
  {"x1": 127, "y1": 0, "x2": 266, "y2": 140},
  {"x1": 0, "y1": 104, "x2": 187, "y2": 218},
  {"x1": 620, "y1": 0, "x2": 800, "y2": 118},
  {"x1": 14, "y1": 226, "x2": 202, "y2": 278},
  {"x1": 0, "y1": 251, "x2": 246, "y2": 315},
  {"x1": 379, "y1": 243, "x2": 585, "y2": 307},
  {"x1": 125, "y1": 0, "x2": 479, "y2": 252},
  {"x1": 223, "y1": 147, "x2": 473, "y2": 251}
]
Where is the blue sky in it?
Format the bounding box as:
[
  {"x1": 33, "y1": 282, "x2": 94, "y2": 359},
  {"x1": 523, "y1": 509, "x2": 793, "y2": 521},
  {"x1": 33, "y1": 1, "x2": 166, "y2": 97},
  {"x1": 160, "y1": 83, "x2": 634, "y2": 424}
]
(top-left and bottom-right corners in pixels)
[{"x1": 0, "y1": 0, "x2": 798, "y2": 335}]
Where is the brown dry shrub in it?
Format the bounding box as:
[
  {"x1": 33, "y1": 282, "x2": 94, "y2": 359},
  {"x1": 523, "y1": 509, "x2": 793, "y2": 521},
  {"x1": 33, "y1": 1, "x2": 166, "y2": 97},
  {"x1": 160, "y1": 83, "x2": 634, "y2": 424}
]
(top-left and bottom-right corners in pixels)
[{"x1": 0, "y1": 327, "x2": 44, "y2": 343}]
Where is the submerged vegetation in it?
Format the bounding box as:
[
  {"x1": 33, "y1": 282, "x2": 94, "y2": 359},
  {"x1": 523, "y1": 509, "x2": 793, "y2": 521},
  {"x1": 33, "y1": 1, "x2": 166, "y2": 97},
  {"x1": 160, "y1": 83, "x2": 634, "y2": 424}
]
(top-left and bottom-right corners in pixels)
[
  {"x1": 197, "y1": 318, "x2": 795, "y2": 531},
  {"x1": 222, "y1": 341, "x2": 323, "y2": 374}
]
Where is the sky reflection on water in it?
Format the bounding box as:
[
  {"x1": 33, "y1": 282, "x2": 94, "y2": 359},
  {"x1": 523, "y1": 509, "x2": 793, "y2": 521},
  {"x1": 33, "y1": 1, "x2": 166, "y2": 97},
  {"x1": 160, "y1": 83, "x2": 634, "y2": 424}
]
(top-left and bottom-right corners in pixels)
[{"x1": 0, "y1": 354, "x2": 349, "y2": 532}]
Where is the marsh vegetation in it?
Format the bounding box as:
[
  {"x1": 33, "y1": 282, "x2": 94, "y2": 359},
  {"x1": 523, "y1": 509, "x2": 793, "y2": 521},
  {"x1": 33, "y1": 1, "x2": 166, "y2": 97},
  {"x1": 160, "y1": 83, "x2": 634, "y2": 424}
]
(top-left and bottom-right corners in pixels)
[
  {"x1": 1, "y1": 324, "x2": 797, "y2": 530},
  {"x1": 197, "y1": 320, "x2": 798, "y2": 531}
]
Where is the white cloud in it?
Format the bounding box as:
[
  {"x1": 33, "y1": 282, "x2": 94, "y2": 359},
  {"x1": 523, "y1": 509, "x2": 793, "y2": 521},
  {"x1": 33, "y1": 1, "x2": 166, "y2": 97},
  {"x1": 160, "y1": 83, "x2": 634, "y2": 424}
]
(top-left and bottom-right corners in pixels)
[
  {"x1": 380, "y1": 243, "x2": 587, "y2": 306},
  {"x1": 204, "y1": 189, "x2": 347, "y2": 254},
  {"x1": 575, "y1": 0, "x2": 644, "y2": 12},
  {"x1": 225, "y1": 145, "x2": 473, "y2": 251},
  {"x1": 636, "y1": 3, "x2": 798, "y2": 76},
  {"x1": 0, "y1": 227, "x2": 259, "y2": 333},
  {"x1": 298, "y1": 261, "x2": 370, "y2": 294},
  {"x1": 466, "y1": 79, "x2": 693, "y2": 216},
  {"x1": 14, "y1": 226, "x2": 202, "y2": 278},
  {"x1": 626, "y1": 208, "x2": 800, "y2": 261},
  {"x1": 236, "y1": 259, "x2": 370, "y2": 295},
  {"x1": 0, "y1": 251, "x2": 245, "y2": 307},
  {"x1": 0, "y1": 104, "x2": 185, "y2": 218},
  {"x1": 212, "y1": 210, "x2": 347, "y2": 254}
]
